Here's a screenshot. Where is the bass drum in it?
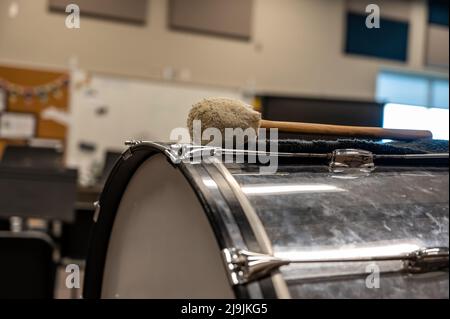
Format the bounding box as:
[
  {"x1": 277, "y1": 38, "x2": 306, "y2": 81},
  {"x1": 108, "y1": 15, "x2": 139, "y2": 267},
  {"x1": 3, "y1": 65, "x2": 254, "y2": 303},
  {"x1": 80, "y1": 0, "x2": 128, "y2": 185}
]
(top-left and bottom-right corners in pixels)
[{"x1": 84, "y1": 141, "x2": 449, "y2": 299}]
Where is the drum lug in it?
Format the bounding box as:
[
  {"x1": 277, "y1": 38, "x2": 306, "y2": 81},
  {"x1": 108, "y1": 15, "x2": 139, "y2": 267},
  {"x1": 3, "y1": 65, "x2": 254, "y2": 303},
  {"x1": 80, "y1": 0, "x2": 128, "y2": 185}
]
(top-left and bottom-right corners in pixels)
[
  {"x1": 222, "y1": 246, "x2": 449, "y2": 285},
  {"x1": 329, "y1": 149, "x2": 375, "y2": 176},
  {"x1": 222, "y1": 248, "x2": 289, "y2": 285},
  {"x1": 404, "y1": 247, "x2": 449, "y2": 273}
]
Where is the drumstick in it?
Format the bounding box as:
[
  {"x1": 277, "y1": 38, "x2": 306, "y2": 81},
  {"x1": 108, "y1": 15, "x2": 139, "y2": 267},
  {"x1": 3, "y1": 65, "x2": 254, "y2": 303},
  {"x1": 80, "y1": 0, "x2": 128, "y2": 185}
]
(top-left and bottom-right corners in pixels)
[{"x1": 187, "y1": 98, "x2": 432, "y2": 141}]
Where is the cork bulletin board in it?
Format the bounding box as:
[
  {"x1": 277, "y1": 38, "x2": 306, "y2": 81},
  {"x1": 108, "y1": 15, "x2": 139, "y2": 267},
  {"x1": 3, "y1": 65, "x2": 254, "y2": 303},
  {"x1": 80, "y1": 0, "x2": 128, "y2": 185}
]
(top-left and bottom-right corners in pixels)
[{"x1": 0, "y1": 65, "x2": 70, "y2": 158}]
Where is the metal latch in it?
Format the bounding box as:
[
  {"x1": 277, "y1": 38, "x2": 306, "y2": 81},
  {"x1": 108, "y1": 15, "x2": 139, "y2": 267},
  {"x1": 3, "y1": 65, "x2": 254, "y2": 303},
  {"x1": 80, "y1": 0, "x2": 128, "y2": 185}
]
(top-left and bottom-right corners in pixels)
[
  {"x1": 125, "y1": 140, "x2": 143, "y2": 147},
  {"x1": 222, "y1": 248, "x2": 289, "y2": 285},
  {"x1": 329, "y1": 149, "x2": 375, "y2": 176},
  {"x1": 168, "y1": 144, "x2": 219, "y2": 164},
  {"x1": 93, "y1": 201, "x2": 101, "y2": 223},
  {"x1": 223, "y1": 247, "x2": 449, "y2": 285},
  {"x1": 405, "y1": 247, "x2": 450, "y2": 273}
]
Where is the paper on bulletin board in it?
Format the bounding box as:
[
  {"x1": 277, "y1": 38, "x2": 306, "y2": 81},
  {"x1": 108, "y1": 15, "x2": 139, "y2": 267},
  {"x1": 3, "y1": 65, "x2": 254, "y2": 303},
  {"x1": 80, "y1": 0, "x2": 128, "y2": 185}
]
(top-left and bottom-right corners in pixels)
[
  {"x1": 0, "y1": 89, "x2": 5, "y2": 112},
  {"x1": 0, "y1": 112, "x2": 36, "y2": 139}
]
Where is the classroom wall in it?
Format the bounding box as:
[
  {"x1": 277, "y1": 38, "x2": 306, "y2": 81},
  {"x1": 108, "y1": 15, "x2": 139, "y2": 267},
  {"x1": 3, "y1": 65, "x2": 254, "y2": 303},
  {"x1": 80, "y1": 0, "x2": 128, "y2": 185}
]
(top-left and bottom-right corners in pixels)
[
  {"x1": 0, "y1": 0, "x2": 446, "y2": 101},
  {"x1": 67, "y1": 70, "x2": 243, "y2": 184}
]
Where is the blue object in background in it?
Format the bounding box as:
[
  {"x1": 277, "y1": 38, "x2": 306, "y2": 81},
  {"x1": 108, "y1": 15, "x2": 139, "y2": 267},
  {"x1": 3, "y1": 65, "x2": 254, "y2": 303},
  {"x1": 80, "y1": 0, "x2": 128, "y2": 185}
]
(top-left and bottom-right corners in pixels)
[
  {"x1": 345, "y1": 12, "x2": 409, "y2": 62},
  {"x1": 428, "y1": 0, "x2": 449, "y2": 26}
]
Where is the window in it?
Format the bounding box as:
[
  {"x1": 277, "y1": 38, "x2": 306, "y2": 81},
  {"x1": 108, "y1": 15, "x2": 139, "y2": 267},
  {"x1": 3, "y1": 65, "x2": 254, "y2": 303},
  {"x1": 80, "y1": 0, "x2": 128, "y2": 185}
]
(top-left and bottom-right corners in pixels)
[
  {"x1": 383, "y1": 104, "x2": 449, "y2": 140},
  {"x1": 376, "y1": 70, "x2": 449, "y2": 140}
]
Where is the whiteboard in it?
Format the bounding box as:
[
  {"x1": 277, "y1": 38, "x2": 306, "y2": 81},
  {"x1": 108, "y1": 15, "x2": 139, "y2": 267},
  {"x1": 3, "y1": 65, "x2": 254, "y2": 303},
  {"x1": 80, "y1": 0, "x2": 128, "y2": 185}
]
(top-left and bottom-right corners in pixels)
[{"x1": 66, "y1": 71, "x2": 244, "y2": 184}]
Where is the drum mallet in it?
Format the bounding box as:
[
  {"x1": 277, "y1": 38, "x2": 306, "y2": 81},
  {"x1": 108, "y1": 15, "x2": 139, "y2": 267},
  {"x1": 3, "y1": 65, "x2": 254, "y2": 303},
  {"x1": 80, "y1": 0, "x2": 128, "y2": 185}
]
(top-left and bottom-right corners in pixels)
[{"x1": 187, "y1": 98, "x2": 433, "y2": 141}]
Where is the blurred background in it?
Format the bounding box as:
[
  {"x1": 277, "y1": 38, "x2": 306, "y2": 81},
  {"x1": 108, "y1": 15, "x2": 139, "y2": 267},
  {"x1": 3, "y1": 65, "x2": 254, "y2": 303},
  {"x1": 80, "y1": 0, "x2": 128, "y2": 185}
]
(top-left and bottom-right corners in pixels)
[{"x1": 0, "y1": 0, "x2": 448, "y2": 298}]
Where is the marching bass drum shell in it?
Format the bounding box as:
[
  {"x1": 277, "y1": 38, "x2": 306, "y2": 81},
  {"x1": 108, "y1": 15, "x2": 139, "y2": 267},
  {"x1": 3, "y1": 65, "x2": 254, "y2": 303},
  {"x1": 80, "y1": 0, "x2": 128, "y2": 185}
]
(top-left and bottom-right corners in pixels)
[
  {"x1": 84, "y1": 141, "x2": 449, "y2": 299},
  {"x1": 100, "y1": 153, "x2": 234, "y2": 298}
]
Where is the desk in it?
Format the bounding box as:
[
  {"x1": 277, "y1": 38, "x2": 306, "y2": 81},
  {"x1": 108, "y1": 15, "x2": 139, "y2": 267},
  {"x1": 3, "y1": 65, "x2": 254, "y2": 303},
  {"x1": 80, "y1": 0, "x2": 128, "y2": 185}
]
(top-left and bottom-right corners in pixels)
[{"x1": 0, "y1": 165, "x2": 77, "y2": 222}]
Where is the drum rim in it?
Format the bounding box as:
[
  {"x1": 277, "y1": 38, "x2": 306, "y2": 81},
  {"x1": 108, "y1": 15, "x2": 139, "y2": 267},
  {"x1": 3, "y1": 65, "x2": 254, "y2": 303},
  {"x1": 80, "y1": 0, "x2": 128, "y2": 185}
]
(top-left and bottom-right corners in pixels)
[{"x1": 181, "y1": 160, "x2": 278, "y2": 298}]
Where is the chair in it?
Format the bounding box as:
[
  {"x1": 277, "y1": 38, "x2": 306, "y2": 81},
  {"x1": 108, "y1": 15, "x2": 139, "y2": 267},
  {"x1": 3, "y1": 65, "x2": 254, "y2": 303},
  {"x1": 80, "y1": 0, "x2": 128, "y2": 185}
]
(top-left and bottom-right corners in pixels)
[{"x1": 0, "y1": 231, "x2": 56, "y2": 298}]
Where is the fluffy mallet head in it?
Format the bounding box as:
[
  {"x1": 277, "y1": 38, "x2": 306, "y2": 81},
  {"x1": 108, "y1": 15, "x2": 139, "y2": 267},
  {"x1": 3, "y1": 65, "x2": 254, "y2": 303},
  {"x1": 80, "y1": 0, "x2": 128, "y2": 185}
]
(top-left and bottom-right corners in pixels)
[{"x1": 187, "y1": 97, "x2": 261, "y2": 143}]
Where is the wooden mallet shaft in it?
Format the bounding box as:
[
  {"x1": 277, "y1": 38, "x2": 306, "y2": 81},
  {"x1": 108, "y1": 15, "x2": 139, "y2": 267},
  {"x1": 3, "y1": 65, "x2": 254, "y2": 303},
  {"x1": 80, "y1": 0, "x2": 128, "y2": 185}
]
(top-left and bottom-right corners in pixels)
[{"x1": 260, "y1": 119, "x2": 433, "y2": 141}]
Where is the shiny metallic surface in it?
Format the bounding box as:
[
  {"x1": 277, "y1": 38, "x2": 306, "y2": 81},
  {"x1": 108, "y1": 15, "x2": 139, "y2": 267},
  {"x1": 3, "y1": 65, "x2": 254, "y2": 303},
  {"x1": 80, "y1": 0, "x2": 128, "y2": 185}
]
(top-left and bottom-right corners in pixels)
[{"x1": 227, "y1": 163, "x2": 449, "y2": 298}]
